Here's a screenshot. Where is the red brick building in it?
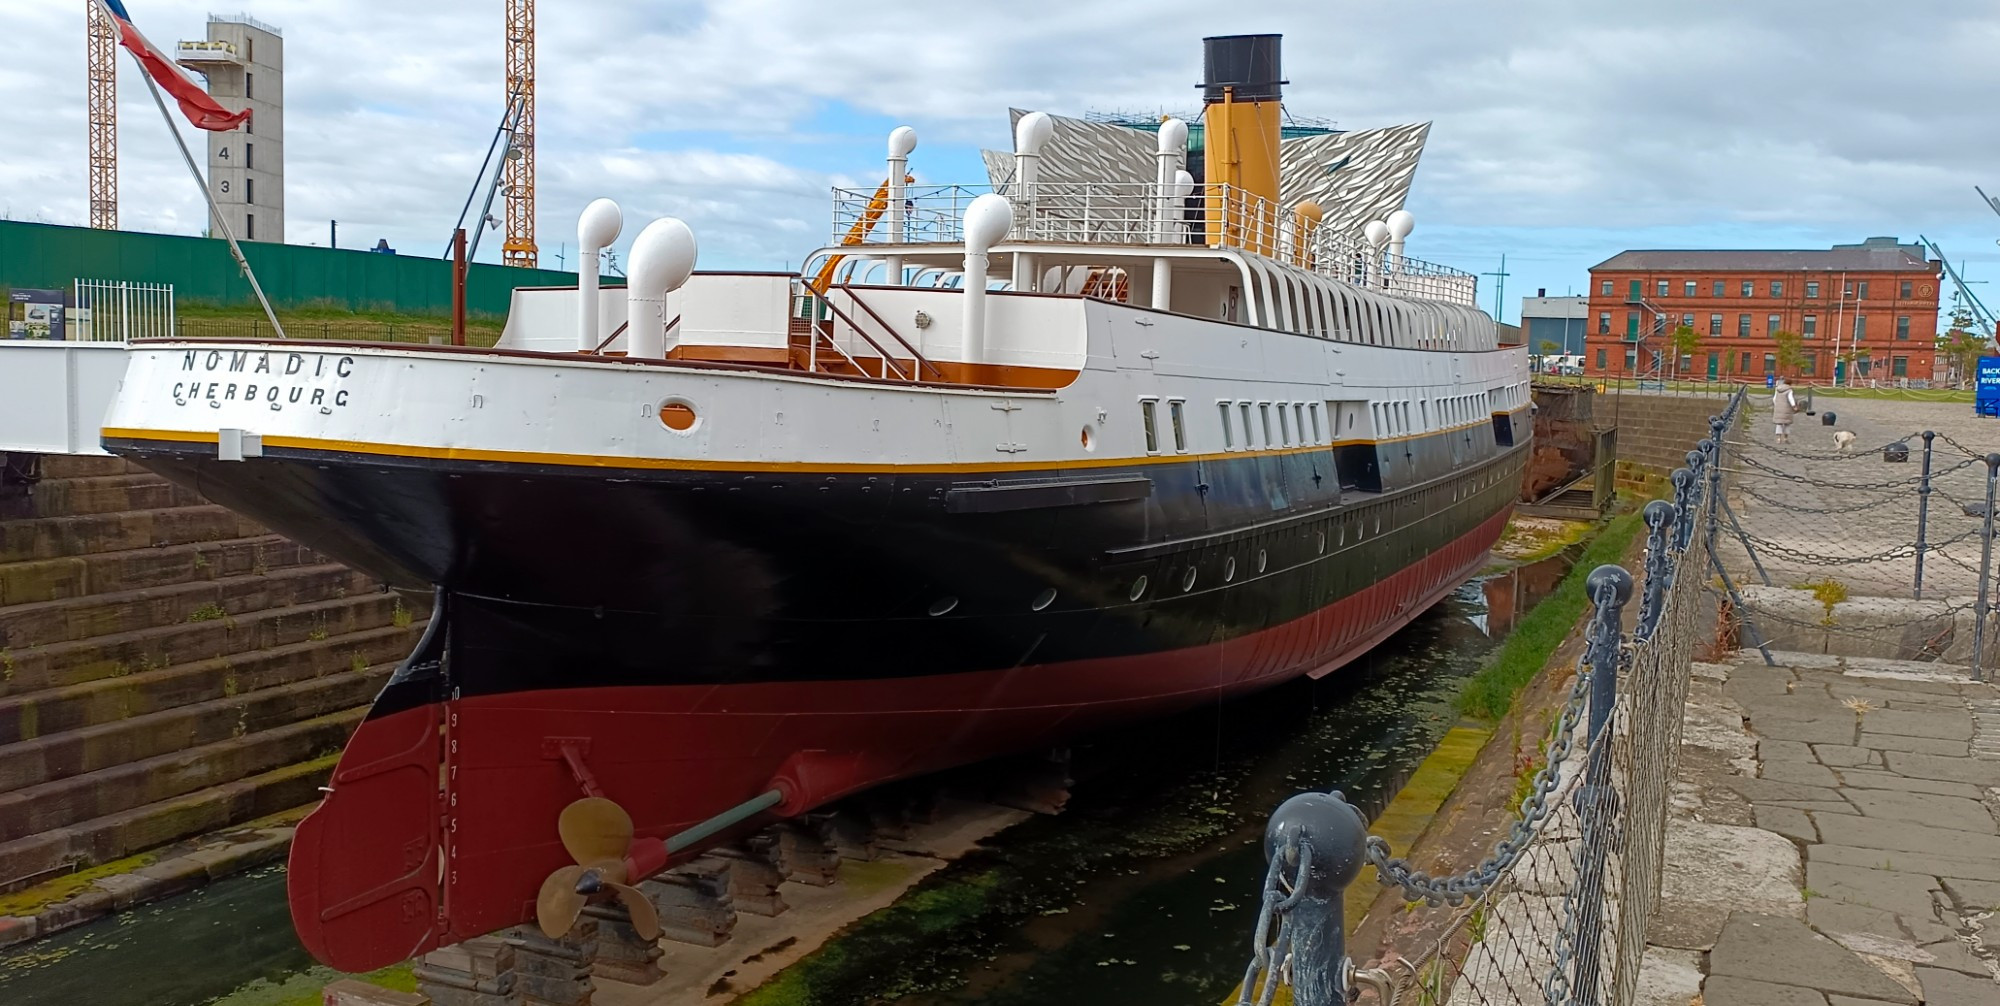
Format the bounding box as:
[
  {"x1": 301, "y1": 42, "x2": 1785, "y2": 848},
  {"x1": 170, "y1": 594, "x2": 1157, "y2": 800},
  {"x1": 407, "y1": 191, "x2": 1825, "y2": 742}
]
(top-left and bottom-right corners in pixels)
[{"x1": 1583, "y1": 237, "x2": 1943, "y2": 384}]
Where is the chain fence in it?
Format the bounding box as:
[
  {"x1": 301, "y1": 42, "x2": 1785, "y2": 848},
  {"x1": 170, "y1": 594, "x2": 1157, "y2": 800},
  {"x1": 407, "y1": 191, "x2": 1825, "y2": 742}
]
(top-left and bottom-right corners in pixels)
[
  {"x1": 1710, "y1": 405, "x2": 2000, "y2": 675},
  {"x1": 1230, "y1": 390, "x2": 1743, "y2": 1006}
]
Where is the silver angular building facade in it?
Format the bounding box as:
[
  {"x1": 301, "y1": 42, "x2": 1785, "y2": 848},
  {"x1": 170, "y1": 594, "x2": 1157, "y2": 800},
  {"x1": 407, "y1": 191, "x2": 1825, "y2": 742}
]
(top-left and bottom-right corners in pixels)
[{"x1": 982, "y1": 110, "x2": 1429, "y2": 240}]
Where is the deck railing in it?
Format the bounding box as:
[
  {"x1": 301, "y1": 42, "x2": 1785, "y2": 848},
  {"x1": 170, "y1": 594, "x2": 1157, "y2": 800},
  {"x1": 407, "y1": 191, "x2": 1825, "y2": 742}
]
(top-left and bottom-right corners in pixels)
[{"x1": 828, "y1": 182, "x2": 1479, "y2": 307}]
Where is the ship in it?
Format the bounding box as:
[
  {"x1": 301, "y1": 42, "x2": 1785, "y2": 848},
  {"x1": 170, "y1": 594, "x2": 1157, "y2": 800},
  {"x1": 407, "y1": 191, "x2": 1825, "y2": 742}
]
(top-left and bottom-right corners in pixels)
[{"x1": 98, "y1": 34, "x2": 1529, "y2": 972}]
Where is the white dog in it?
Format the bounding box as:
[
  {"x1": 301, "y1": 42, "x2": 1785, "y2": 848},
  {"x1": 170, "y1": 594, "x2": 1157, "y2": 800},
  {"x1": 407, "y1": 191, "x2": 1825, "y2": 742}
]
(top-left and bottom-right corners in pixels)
[{"x1": 1832, "y1": 430, "x2": 1858, "y2": 452}]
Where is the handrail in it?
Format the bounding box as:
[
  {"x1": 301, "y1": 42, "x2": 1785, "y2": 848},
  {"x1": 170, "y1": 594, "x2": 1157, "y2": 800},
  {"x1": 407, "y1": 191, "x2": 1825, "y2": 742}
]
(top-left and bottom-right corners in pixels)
[
  {"x1": 834, "y1": 285, "x2": 945, "y2": 380},
  {"x1": 811, "y1": 293, "x2": 913, "y2": 381},
  {"x1": 585, "y1": 315, "x2": 677, "y2": 356}
]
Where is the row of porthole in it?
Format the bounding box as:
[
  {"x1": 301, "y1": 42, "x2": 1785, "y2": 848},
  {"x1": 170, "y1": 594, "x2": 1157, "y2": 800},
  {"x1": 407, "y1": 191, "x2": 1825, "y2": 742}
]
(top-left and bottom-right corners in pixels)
[{"x1": 926, "y1": 529, "x2": 1349, "y2": 616}]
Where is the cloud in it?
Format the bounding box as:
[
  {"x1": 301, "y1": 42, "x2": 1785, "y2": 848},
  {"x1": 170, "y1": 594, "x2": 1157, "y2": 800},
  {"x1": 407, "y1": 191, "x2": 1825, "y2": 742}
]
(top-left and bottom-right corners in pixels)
[{"x1": 3, "y1": 0, "x2": 1995, "y2": 319}]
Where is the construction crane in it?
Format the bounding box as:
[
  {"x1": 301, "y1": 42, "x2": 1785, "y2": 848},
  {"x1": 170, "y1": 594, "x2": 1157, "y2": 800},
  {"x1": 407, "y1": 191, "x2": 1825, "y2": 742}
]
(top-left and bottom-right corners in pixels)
[
  {"x1": 86, "y1": 0, "x2": 117, "y2": 229},
  {"x1": 500, "y1": 0, "x2": 537, "y2": 268}
]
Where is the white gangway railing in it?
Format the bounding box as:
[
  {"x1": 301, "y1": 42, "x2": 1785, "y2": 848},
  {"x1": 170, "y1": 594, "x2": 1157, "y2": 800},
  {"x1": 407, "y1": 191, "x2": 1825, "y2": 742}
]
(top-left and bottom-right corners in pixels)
[{"x1": 72, "y1": 279, "x2": 176, "y2": 342}]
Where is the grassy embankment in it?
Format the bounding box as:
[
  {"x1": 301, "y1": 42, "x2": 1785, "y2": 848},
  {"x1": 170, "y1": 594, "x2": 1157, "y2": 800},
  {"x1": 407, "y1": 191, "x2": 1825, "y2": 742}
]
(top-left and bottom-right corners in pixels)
[
  {"x1": 1456, "y1": 508, "x2": 1648, "y2": 720},
  {"x1": 171, "y1": 302, "x2": 506, "y2": 347}
]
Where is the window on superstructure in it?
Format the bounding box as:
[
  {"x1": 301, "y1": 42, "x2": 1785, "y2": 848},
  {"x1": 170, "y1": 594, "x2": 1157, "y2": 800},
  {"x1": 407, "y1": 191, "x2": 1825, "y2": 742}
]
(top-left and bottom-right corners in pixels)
[
  {"x1": 1309, "y1": 403, "x2": 1323, "y2": 443},
  {"x1": 1278, "y1": 404, "x2": 1292, "y2": 446},
  {"x1": 1168, "y1": 400, "x2": 1188, "y2": 453},
  {"x1": 1219, "y1": 402, "x2": 1235, "y2": 450},
  {"x1": 1140, "y1": 400, "x2": 1160, "y2": 454},
  {"x1": 1260, "y1": 403, "x2": 1274, "y2": 447},
  {"x1": 1241, "y1": 402, "x2": 1256, "y2": 448},
  {"x1": 1293, "y1": 404, "x2": 1306, "y2": 444}
]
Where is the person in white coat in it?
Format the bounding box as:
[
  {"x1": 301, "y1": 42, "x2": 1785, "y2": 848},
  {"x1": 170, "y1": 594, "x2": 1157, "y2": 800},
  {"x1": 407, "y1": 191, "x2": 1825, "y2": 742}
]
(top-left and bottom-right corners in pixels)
[{"x1": 1772, "y1": 378, "x2": 1798, "y2": 444}]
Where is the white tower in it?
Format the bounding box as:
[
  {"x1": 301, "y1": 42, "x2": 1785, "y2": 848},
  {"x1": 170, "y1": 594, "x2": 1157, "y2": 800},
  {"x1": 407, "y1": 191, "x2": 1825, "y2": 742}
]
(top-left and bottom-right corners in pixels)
[{"x1": 176, "y1": 14, "x2": 284, "y2": 242}]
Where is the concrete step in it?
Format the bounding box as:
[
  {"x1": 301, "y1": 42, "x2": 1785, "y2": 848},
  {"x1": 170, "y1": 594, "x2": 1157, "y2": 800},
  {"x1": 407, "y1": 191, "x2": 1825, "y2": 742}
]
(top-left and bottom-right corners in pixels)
[
  {"x1": 0, "y1": 535, "x2": 324, "y2": 607},
  {"x1": 0, "y1": 591, "x2": 424, "y2": 698},
  {"x1": 0, "y1": 706, "x2": 366, "y2": 842},
  {"x1": 34, "y1": 456, "x2": 147, "y2": 479},
  {"x1": 0, "y1": 662, "x2": 392, "y2": 795},
  {"x1": 0, "y1": 505, "x2": 267, "y2": 564},
  {"x1": 23, "y1": 474, "x2": 204, "y2": 519},
  {"x1": 0, "y1": 752, "x2": 336, "y2": 892},
  {"x1": 0, "y1": 563, "x2": 383, "y2": 648},
  {"x1": 0, "y1": 619, "x2": 424, "y2": 745}
]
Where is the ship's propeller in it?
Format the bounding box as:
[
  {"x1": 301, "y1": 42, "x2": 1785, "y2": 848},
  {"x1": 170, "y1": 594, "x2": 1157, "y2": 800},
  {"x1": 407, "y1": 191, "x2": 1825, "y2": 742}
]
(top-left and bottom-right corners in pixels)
[{"x1": 534, "y1": 796, "x2": 665, "y2": 940}]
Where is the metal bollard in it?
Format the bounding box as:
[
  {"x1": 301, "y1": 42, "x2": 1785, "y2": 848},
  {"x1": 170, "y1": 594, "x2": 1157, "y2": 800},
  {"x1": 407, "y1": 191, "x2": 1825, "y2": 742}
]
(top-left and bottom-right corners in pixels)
[
  {"x1": 1916, "y1": 432, "x2": 1935, "y2": 600},
  {"x1": 1635, "y1": 501, "x2": 1678, "y2": 641},
  {"x1": 1568, "y1": 565, "x2": 1634, "y2": 1006},
  {"x1": 1249, "y1": 791, "x2": 1369, "y2": 1006},
  {"x1": 1975, "y1": 455, "x2": 1999, "y2": 682}
]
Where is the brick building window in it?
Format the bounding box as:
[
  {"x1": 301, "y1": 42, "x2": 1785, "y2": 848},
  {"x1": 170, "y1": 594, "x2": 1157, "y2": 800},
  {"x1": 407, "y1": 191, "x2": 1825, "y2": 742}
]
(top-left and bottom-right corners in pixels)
[
  {"x1": 1901, "y1": 280, "x2": 1913, "y2": 298},
  {"x1": 1858, "y1": 281, "x2": 1869, "y2": 299},
  {"x1": 1853, "y1": 315, "x2": 1866, "y2": 340},
  {"x1": 1803, "y1": 314, "x2": 1817, "y2": 338},
  {"x1": 1740, "y1": 351, "x2": 1750, "y2": 371},
  {"x1": 1770, "y1": 280, "x2": 1783, "y2": 297},
  {"x1": 1737, "y1": 314, "x2": 1751, "y2": 337},
  {"x1": 1596, "y1": 348, "x2": 1607, "y2": 369},
  {"x1": 1896, "y1": 315, "x2": 1910, "y2": 340},
  {"x1": 1806, "y1": 281, "x2": 1820, "y2": 298},
  {"x1": 1683, "y1": 280, "x2": 1696, "y2": 296},
  {"x1": 1763, "y1": 354, "x2": 1776, "y2": 374},
  {"x1": 1802, "y1": 353, "x2": 1816, "y2": 376},
  {"x1": 1767, "y1": 313, "x2": 1781, "y2": 333},
  {"x1": 1682, "y1": 313, "x2": 1695, "y2": 329},
  {"x1": 1600, "y1": 280, "x2": 1612, "y2": 296},
  {"x1": 1844, "y1": 280, "x2": 1854, "y2": 296},
  {"x1": 1598, "y1": 312, "x2": 1610, "y2": 334},
  {"x1": 1709, "y1": 313, "x2": 1722, "y2": 335},
  {"x1": 1656, "y1": 279, "x2": 1669, "y2": 297},
  {"x1": 1625, "y1": 349, "x2": 1637, "y2": 368},
  {"x1": 1741, "y1": 280, "x2": 1754, "y2": 297},
  {"x1": 1893, "y1": 356, "x2": 1909, "y2": 377},
  {"x1": 1713, "y1": 280, "x2": 1725, "y2": 297}
]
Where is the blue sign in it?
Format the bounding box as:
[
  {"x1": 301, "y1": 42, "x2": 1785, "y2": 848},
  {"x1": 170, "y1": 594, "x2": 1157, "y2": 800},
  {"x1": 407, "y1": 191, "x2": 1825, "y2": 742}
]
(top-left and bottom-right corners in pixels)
[
  {"x1": 1765, "y1": 373, "x2": 1776, "y2": 388},
  {"x1": 1977, "y1": 356, "x2": 2000, "y2": 417}
]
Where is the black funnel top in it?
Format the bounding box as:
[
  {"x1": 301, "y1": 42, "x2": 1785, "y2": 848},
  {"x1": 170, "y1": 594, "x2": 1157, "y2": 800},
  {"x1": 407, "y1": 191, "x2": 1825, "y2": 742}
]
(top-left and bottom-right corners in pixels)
[{"x1": 1201, "y1": 34, "x2": 1285, "y2": 103}]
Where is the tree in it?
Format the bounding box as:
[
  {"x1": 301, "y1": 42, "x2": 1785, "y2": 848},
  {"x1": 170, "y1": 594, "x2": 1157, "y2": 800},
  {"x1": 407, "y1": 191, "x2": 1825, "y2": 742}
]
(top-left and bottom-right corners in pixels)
[
  {"x1": 1668, "y1": 324, "x2": 1702, "y2": 379},
  {"x1": 1772, "y1": 330, "x2": 1805, "y2": 378},
  {"x1": 1937, "y1": 300, "x2": 1991, "y2": 387}
]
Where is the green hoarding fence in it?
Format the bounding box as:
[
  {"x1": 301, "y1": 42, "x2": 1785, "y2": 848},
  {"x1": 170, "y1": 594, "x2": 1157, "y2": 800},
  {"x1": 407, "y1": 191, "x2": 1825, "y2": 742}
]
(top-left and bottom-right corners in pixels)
[{"x1": 0, "y1": 219, "x2": 594, "y2": 318}]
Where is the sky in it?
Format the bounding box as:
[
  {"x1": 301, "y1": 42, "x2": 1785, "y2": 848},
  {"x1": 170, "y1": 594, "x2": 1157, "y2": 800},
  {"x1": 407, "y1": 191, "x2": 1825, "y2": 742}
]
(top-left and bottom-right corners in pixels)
[{"x1": 4, "y1": 1, "x2": 1999, "y2": 324}]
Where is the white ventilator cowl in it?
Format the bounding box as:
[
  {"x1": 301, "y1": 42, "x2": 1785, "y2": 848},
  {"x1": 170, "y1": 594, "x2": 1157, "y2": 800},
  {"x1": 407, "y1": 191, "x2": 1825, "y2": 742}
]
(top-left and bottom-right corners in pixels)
[{"x1": 625, "y1": 218, "x2": 699, "y2": 360}]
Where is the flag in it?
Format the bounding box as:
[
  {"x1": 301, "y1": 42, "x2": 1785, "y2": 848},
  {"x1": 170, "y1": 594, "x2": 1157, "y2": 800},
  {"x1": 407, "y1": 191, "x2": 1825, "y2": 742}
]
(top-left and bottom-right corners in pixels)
[{"x1": 98, "y1": 0, "x2": 252, "y2": 132}]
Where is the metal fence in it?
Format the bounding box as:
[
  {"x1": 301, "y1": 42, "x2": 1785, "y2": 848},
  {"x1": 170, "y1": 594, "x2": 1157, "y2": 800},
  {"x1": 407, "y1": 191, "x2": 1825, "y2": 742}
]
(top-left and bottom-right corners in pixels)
[
  {"x1": 1711, "y1": 418, "x2": 2000, "y2": 677},
  {"x1": 71, "y1": 279, "x2": 175, "y2": 342},
  {"x1": 1231, "y1": 389, "x2": 1746, "y2": 1006}
]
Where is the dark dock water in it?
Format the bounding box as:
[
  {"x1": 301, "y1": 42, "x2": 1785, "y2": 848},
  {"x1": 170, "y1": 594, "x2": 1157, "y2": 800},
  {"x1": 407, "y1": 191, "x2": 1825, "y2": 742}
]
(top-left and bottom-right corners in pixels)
[{"x1": 0, "y1": 551, "x2": 1574, "y2": 1006}]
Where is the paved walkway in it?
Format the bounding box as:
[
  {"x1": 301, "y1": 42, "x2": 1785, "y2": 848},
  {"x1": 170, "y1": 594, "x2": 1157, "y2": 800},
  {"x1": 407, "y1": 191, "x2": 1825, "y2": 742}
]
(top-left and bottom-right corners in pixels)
[{"x1": 1647, "y1": 650, "x2": 2000, "y2": 1005}]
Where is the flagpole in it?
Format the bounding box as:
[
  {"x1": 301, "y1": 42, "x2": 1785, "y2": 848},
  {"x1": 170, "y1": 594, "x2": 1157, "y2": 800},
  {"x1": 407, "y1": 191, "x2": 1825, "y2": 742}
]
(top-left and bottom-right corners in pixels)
[{"x1": 116, "y1": 36, "x2": 286, "y2": 339}]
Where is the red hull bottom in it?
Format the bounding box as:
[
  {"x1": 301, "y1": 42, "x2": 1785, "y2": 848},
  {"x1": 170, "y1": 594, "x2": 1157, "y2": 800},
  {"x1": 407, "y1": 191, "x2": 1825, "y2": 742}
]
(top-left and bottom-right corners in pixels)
[{"x1": 289, "y1": 506, "x2": 1512, "y2": 971}]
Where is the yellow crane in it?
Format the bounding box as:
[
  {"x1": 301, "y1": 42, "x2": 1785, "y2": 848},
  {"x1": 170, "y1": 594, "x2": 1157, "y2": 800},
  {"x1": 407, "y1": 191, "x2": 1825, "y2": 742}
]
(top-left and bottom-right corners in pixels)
[
  {"x1": 86, "y1": 0, "x2": 117, "y2": 229},
  {"x1": 501, "y1": 0, "x2": 537, "y2": 268}
]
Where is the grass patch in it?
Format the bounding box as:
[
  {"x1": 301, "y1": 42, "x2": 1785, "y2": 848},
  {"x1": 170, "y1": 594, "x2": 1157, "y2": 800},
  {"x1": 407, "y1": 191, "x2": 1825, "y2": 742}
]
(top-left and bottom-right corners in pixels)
[
  {"x1": 186, "y1": 602, "x2": 228, "y2": 622},
  {"x1": 0, "y1": 852, "x2": 160, "y2": 918},
  {"x1": 1456, "y1": 508, "x2": 1648, "y2": 720},
  {"x1": 173, "y1": 301, "x2": 506, "y2": 348}
]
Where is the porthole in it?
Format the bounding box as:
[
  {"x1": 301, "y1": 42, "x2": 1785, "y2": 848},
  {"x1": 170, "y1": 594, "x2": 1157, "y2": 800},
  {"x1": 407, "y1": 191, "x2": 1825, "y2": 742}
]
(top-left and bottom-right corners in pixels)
[
  {"x1": 927, "y1": 596, "x2": 958, "y2": 616},
  {"x1": 1224, "y1": 556, "x2": 1237, "y2": 582},
  {"x1": 1257, "y1": 549, "x2": 1268, "y2": 573},
  {"x1": 1129, "y1": 575, "x2": 1149, "y2": 601},
  {"x1": 1031, "y1": 587, "x2": 1057, "y2": 611},
  {"x1": 1182, "y1": 566, "x2": 1198, "y2": 592},
  {"x1": 1316, "y1": 532, "x2": 1326, "y2": 554},
  {"x1": 658, "y1": 398, "x2": 699, "y2": 432},
  {"x1": 1080, "y1": 425, "x2": 1097, "y2": 452}
]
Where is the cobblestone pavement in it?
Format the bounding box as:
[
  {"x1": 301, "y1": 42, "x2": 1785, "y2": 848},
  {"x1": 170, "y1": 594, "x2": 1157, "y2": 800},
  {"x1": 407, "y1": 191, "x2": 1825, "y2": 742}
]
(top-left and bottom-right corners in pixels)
[
  {"x1": 1643, "y1": 649, "x2": 2000, "y2": 1005},
  {"x1": 1722, "y1": 395, "x2": 1999, "y2": 599}
]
